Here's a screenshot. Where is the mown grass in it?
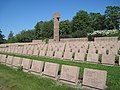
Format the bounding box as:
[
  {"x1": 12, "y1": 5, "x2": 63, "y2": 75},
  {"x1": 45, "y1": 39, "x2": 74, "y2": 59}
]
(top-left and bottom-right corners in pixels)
[
  {"x1": 0, "y1": 52, "x2": 120, "y2": 90},
  {"x1": 0, "y1": 64, "x2": 77, "y2": 90}
]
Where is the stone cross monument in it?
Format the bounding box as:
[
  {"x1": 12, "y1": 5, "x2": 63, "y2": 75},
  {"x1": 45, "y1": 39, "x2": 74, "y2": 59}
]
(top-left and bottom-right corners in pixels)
[{"x1": 53, "y1": 12, "x2": 60, "y2": 42}]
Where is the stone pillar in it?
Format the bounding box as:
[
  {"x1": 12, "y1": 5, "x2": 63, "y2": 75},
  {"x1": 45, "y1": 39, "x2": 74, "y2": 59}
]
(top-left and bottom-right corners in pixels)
[{"x1": 53, "y1": 12, "x2": 60, "y2": 42}]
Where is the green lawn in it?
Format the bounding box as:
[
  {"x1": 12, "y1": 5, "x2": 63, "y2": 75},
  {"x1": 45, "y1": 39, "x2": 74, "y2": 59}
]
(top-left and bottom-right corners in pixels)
[
  {"x1": 0, "y1": 52, "x2": 120, "y2": 90},
  {"x1": 0, "y1": 64, "x2": 76, "y2": 90}
]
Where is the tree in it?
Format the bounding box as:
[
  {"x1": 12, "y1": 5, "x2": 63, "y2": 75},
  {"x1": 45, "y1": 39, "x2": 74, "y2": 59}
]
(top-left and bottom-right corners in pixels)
[
  {"x1": 72, "y1": 10, "x2": 93, "y2": 37},
  {"x1": 90, "y1": 13, "x2": 106, "y2": 30},
  {"x1": 105, "y1": 6, "x2": 120, "y2": 30},
  {"x1": 34, "y1": 20, "x2": 53, "y2": 40},
  {"x1": 43, "y1": 20, "x2": 53, "y2": 38},
  {"x1": 8, "y1": 31, "x2": 14, "y2": 39},
  {"x1": 0, "y1": 29, "x2": 5, "y2": 44},
  {"x1": 60, "y1": 20, "x2": 72, "y2": 38},
  {"x1": 16, "y1": 29, "x2": 35, "y2": 42},
  {"x1": 7, "y1": 29, "x2": 35, "y2": 43},
  {"x1": 34, "y1": 21, "x2": 44, "y2": 39}
]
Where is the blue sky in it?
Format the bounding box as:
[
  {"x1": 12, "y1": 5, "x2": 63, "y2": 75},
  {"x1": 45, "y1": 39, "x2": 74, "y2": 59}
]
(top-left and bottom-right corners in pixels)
[{"x1": 0, "y1": 0, "x2": 119, "y2": 39}]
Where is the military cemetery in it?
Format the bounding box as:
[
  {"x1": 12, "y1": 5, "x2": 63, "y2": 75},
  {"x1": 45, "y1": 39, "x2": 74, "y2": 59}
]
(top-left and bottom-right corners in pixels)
[{"x1": 0, "y1": 0, "x2": 120, "y2": 90}]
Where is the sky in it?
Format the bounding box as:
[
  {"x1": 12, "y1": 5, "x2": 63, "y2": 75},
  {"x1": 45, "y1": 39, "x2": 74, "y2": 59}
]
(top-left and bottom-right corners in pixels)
[{"x1": 0, "y1": 0, "x2": 120, "y2": 39}]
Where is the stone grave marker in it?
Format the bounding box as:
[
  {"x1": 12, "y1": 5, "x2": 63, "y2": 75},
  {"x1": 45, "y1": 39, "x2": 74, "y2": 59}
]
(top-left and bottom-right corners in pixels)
[
  {"x1": 39, "y1": 50, "x2": 46, "y2": 56},
  {"x1": 108, "y1": 48, "x2": 118, "y2": 55},
  {"x1": 101, "y1": 54, "x2": 115, "y2": 65},
  {"x1": 80, "y1": 48, "x2": 87, "y2": 53},
  {"x1": 33, "y1": 49, "x2": 39, "y2": 56},
  {"x1": 87, "y1": 53, "x2": 99, "y2": 63},
  {"x1": 12, "y1": 57, "x2": 22, "y2": 67},
  {"x1": 18, "y1": 47, "x2": 23, "y2": 54},
  {"x1": 0, "y1": 54, "x2": 7, "y2": 64},
  {"x1": 60, "y1": 65, "x2": 79, "y2": 85},
  {"x1": 63, "y1": 51, "x2": 73, "y2": 60},
  {"x1": 27, "y1": 50, "x2": 33, "y2": 55},
  {"x1": 46, "y1": 51, "x2": 54, "y2": 58},
  {"x1": 6, "y1": 55, "x2": 13, "y2": 66},
  {"x1": 82, "y1": 68, "x2": 107, "y2": 90},
  {"x1": 98, "y1": 48, "x2": 106, "y2": 54},
  {"x1": 14, "y1": 48, "x2": 18, "y2": 53},
  {"x1": 74, "y1": 52, "x2": 85, "y2": 61},
  {"x1": 30, "y1": 60, "x2": 44, "y2": 74},
  {"x1": 43, "y1": 62, "x2": 59, "y2": 78},
  {"x1": 22, "y1": 49, "x2": 28, "y2": 55},
  {"x1": 54, "y1": 51, "x2": 63, "y2": 59},
  {"x1": 21, "y1": 58, "x2": 32, "y2": 71}
]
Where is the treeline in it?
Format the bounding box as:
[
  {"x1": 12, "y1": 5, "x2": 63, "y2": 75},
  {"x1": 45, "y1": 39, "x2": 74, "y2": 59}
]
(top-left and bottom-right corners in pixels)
[
  {"x1": 0, "y1": 30, "x2": 5, "y2": 44},
  {"x1": 2, "y1": 6, "x2": 120, "y2": 43}
]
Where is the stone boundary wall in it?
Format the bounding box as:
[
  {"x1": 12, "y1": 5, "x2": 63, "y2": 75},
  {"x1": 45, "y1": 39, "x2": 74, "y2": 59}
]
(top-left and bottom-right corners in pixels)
[
  {"x1": 32, "y1": 37, "x2": 118, "y2": 44},
  {"x1": 32, "y1": 40, "x2": 42, "y2": 44},
  {"x1": 32, "y1": 38, "x2": 88, "y2": 43},
  {"x1": 60, "y1": 38, "x2": 88, "y2": 42},
  {"x1": 94, "y1": 37, "x2": 118, "y2": 42}
]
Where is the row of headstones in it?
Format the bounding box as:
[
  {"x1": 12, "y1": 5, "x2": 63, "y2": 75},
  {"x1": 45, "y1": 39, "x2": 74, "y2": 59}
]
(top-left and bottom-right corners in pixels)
[
  {"x1": 90, "y1": 41, "x2": 119, "y2": 46},
  {"x1": 47, "y1": 42, "x2": 88, "y2": 53},
  {"x1": 9, "y1": 41, "x2": 119, "y2": 55},
  {"x1": 88, "y1": 42, "x2": 119, "y2": 55},
  {"x1": 48, "y1": 41, "x2": 119, "y2": 55},
  {"x1": 0, "y1": 44, "x2": 118, "y2": 56},
  {"x1": 0, "y1": 42, "x2": 88, "y2": 54},
  {"x1": 0, "y1": 41, "x2": 119, "y2": 57},
  {"x1": 0, "y1": 54, "x2": 107, "y2": 90},
  {"x1": 0, "y1": 40, "x2": 119, "y2": 55},
  {"x1": 88, "y1": 47, "x2": 118, "y2": 55},
  {"x1": 89, "y1": 41, "x2": 119, "y2": 50},
  {"x1": 65, "y1": 46, "x2": 118, "y2": 55},
  {"x1": 0, "y1": 47, "x2": 118, "y2": 65},
  {"x1": 0, "y1": 37, "x2": 118, "y2": 49}
]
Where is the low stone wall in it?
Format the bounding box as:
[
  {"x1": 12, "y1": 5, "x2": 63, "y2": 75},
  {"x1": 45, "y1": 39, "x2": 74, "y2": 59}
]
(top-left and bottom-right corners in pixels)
[
  {"x1": 94, "y1": 37, "x2": 118, "y2": 42},
  {"x1": 32, "y1": 37, "x2": 118, "y2": 43},
  {"x1": 32, "y1": 40, "x2": 42, "y2": 44},
  {"x1": 60, "y1": 38, "x2": 88, "y2": 42}
]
